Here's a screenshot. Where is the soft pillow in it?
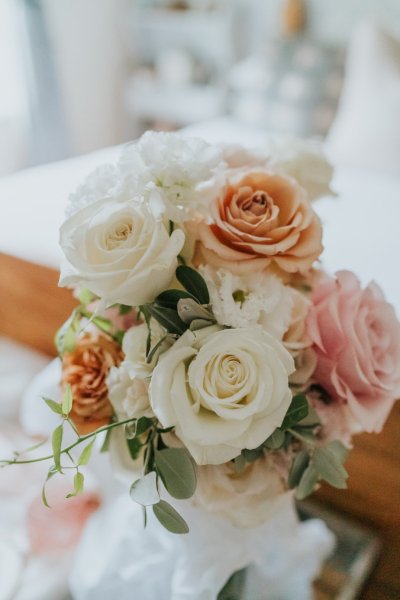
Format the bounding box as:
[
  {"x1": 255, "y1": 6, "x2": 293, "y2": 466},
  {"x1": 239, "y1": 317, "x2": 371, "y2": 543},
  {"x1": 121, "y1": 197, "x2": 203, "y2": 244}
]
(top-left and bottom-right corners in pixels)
[{"x1": 326, "y1": 21, "x2": 400, "y2": 175}]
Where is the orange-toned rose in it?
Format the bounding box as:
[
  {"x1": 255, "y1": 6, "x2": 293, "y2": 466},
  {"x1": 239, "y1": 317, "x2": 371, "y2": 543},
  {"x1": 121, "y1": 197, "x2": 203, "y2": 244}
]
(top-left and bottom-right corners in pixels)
[
  {"x1": 192, "y1": 172, "x2": 323, "y2": 277},
  {"x1": 61, "y1": 334, "x2": 122, "y2": 434}
]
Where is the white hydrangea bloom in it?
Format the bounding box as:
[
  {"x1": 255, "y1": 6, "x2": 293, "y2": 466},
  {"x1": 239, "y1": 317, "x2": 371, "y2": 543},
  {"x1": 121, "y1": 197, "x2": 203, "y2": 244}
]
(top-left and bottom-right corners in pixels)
[
  {"x1": 66, "y1": 164, "x2": 120, "y2": 217},
  {"x1": 119, "y1": 131, "x2": 223, "y2": 222},
  {"x1": 200, "y1": 266, "x2": 293, "y2": 339}
]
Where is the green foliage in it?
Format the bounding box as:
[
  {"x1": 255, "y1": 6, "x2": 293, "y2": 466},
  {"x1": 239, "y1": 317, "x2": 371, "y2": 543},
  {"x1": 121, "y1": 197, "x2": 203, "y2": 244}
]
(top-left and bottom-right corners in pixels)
[
  {"x1": 264, "y1": 428, "x2": 285, "y2": 450},
  {"x1": 155, "y1": 448, "x2": 197, "y2": 500},
  {"x1": 313, "y1": 444, "x2": 348, "y2": 489},
  {"x1": 152, "y1": 500, "x2": 189, "y2": 534},
  {"x1": 52, "y1": 425, "x2": 63, "y2": 473},
  {"x1": 176, "y1": 265, "x2": 210, "y2": 304},
  {"x1": 130, "y1": 472, "x2": 160, "y2": 506},
  {"x1": 288, "y1": 450, "x2": 310, "y2": 489},
  {"x1": 280, "y1": 394, "x2": 309, "y2": 430},
  {"x1": 67, "y1": 471, "x2": 85, "y2": 498},
  {"x1": 145, "y1": 304, "x2": 186, "y2": 335},
  {"x1": 296, "y1": 463, "x2": 319, "y2": 500},
  {"x1": 62, "y1": 384, "x2": 73, "y2": 416},
  {"x1": 156, "y1": 289, "x2": 195, "y2": 309},
  {"x1": 55, "y1": 308, "x2": 81, "y2": 354},
  {"x1": 77, "y1": 438, "x2": 96, "y2": 466},
  {"x1": 43, "y1": 397, "x2": 63, "y2": 415}
]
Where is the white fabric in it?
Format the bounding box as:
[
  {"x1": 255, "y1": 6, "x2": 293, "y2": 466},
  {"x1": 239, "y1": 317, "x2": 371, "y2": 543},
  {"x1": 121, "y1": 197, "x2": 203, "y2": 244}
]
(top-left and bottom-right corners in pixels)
[
  {"x1": 69, "y1": 494, "x2": 334, "y2": 600},
  {"x1": 326, "y1": 21, "x2": 400, "y2": 176},
  {"x1": 0, "y1": 336, "x2": 49, "y2": 420}
]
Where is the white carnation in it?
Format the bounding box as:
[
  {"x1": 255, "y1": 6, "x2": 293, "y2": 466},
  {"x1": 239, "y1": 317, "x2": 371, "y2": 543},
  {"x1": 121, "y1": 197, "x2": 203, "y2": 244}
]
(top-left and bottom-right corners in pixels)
[
  {"x1": 66, "y1": 164, "x2": 120, "y2": 218},
  {"x1": 119, "y1": 131, "x2": 222, "y2": 222},
  {"x1": 122, "y1": 321, "x2": 166, "y2": 380},
  {"x1": 107, "y1": 364, "x2": 152, "y2": 421},
  {"x1": 200, "y1": 266, "x2": 293, "y2": 339}
]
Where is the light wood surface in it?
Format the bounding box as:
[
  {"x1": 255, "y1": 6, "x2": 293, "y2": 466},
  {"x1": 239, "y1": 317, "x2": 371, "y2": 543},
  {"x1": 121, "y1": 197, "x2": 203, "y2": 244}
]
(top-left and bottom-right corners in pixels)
[
  {"x1": 0, "y1": 253, "x2": 76, "y2": 356},
  {"x1": 0, "y1": 251, "x2": 398, "y2": 598}
]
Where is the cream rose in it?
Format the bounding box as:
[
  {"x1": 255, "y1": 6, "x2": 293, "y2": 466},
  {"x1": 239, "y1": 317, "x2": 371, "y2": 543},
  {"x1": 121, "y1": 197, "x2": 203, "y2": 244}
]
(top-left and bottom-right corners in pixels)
[
  {"x1": 195, "y1": 452, "x2": 291, "y2": 527},
  {"x1": 59, "y1": 198, "x2": 184, "y2": 306},
  {"x1": 149, "y1": 326, "x2": 294, "y2": 465},
  {"x1": 122, "y1": 321, "x2": 166, "y2": 380}
]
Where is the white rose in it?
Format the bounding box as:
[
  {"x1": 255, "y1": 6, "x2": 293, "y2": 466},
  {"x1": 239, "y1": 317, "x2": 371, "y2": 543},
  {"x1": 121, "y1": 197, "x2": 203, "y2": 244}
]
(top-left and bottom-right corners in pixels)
[
  {"x1": 195, "y1": 452, "x2": 291, "y2": 528},
  {"x1": 149, "y1": 326, "x2": 295, "y2": 465},
  {"x1": 267, "y1": 136, "x2": 335, "y2": 201},
  {"x1": 107, "y1": 364, "x2": 153, "y2": 421},
  {"x1": 59, "y1": 198, "x2": 184, "y2": 306},
  {"x1": 200, "y1": 266, "x2": 293, "y2": 338},
  {"x1": 122, "y1": 321, "x2": 166, "y2": 380}
]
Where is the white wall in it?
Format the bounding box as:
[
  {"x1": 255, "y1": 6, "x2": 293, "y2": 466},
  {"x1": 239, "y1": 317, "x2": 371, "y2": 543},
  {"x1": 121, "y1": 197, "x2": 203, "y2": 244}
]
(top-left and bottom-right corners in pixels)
[{"x1": 42, "y1": 0, "x2": 130, "y2": 156}]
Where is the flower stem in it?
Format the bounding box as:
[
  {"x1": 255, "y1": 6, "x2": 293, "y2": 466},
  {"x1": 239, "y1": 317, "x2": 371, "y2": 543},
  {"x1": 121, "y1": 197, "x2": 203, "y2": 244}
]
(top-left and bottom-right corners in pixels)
[{"x1": 0, "y1": 417, "x2": 137, "y2": 466}]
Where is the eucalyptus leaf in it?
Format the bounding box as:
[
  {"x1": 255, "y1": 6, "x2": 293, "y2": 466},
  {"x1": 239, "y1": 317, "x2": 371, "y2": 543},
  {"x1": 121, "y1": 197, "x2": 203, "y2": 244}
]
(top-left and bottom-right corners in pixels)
[
  {"x1": 281, "y1": 394, "x2": 309, "y2": 430},
  {"x1": 176, "y1": 265, "x2": 210, "y2": 304},
  {"x1": 146, "y1": 304, "x2": 186, "y2": 335},
  {"x1": 41, "y1": 467, "x2": 56, "y2": 508},
  {"x1": 156, "y1": 289, "x2": 195, "y2": 309},
  {"x1": 189, "y1": 318, "x2": 214, "y2": 331},
  {"x1": 127, "y1": 436, "x2": 143, "y2": 460},
  {"x1": 78, "y1": 437, "x2": 96, "y2": 466},
  {"x1": 130, "y1": 471, "x2": 160, "y2": 506},
  {"x1": 264, "y1": 429, "x2": 285, "y2": 450},
  {"x1": 177, "y1": 298, "x2": 213, "y2": 324},
  {"x1": 146, "y1": 335, "x2": 168, "y2": 363},
  {"x1": 43, "y1": 397, "x2": 63, "y2": 415},
  {"x1": 152, "y1": 500, "x2": 189, "y2": 534},
  {"x1": 52, "y1": 425, "x2": 63, "y2": 473},
  {"x1": 242, "y1": 448, "x2": 263, "y2": 462},
  {"x1": 288, "y1": 450, "x2": 310, "y2": 489},
  {"x1": 234, "y1": 454, "x2": 246, "y2": 473},
  {"x1": 136, "y1": 416, "x2": 154, "y2": 437},
  {"x1": 155, "y1": 448, "x2": 197, "y2": 499},
  {"x1": 295, "y1": 463, "x2": 319, "y2": 500},
  {"x1": 62, "y1": 384, "x2": 73, "y2": 416},
  {"x1": 313, "y1": 447, "x2": 348, "y2": 489},
  {"x1": 327, "y1": 440, "x2": 349, "y2": 463}
]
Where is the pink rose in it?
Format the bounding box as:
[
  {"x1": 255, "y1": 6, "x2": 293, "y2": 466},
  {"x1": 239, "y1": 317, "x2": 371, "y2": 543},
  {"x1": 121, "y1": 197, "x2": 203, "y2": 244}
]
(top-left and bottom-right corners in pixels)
[
  {"x1": 191, "y1": 171, "x2": 323, "y2": 277},
  {"x1": 307, "y1": 271, "x2": 400, "y2": 433}
]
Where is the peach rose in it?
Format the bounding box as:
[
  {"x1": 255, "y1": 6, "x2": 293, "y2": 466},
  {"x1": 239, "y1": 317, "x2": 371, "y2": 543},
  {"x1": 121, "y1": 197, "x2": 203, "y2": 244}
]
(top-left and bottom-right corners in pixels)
[
  {"x1": 307, "y1": 271, "x2": 400, "y2": 433},
  {"x1": 192, "y1": 171, "x2": 323, "y2": 277},
  {"x1": 284, "y1": 288, "x2": 317, "y2": 387},
  {"x1": 61, "y1": 333, "x2": 122, "y2": 434}
]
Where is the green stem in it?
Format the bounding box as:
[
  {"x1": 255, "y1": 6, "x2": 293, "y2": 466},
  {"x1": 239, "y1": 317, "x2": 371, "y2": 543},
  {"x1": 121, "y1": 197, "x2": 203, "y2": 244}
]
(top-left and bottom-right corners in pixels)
[
  {"x1": 288, "y1": 428, "x2": 316, "y2": 448},
  {"x1": 0, "y1": 417, "x2": 137, "y2": 466}
]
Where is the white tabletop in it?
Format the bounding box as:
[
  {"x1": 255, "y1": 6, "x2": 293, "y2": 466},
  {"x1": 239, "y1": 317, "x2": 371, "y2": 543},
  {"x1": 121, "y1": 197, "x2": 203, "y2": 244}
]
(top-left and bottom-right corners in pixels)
[{"x1": 0, "y1": 121, "x2": 399, "y2": 312}]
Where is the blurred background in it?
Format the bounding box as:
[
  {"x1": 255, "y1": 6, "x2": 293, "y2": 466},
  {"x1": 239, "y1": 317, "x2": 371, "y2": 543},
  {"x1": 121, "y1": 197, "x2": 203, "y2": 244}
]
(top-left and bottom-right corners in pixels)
[
  {"x1": 1, "y1": 1, "x2": 400, "y2": 599},
  {"x1": 1, "y1": 0, "x2": 400, "y2": 176}
]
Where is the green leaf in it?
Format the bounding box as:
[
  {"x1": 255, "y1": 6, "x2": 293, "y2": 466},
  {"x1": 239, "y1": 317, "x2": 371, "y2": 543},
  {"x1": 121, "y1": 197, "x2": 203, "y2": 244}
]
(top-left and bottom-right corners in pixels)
[
  {"x1": 119, "y1": 304, "x2": 133, "y2": 315},
  {"x1": 295, "y1": 463, "x2": 319, "y2": 500},
  {"x1": 234, "y1": 454, "x2": 246, "y2": 473},
  {"x1": 146, "y1": 335, "x2": 167, "y2": 364},
  {"x1": 41, "y1": 467, "x2": 57, "y2": 508},
  {"x1": 156, "y1": 289, "x2": 195, "y2": 309},
  {"x1": 288, "y1": 450, "x2": 310, "y2": 489},
  {"x1": 327, "y1": 440, "x2": 349, "y2": 463},
  {"x1": 313, "y1": 447, "x2": 348, "y2": 489},
  {"x1": 176, "y1": 265, "x2": 210, "y2": 304},
  {"x1": 176, "y1": 298, "x2": 213, "y2": 324},
  {"x1": 67, "y1": 471, "x2": 85, "y2": 498},
  {"x1": 62, "y1": 384, "x2": 73, "y2": 416},
  {"x1": 77, "y1": 437, "x2": 96, "y2": 466},
  {"x1": 52, "y1": 425, "x2": 63, "y2": 473},
  {"x1": 264, "y1": 428, "x2": 285, "y2": 450},
  {"x1": 242, "y1": 448, "x2": 263, "y2": 462},
  {"x1": 43, "y1": 397, "x2": 63, "y2": 415},
  {"x1": 127, "y1": 436, "x2": 143, "y2": 460},
  {"x1": 78, "y1": 288, "x2": 96, "y2": 306},
  {"x1": 155, "y1": 447, "x2": 197, "y2": 500},
  {"x1": 100, "y1": 429, "x2": 111, "y2": 453},
  {"x1": 92, "y1": 315, "x2": 113, "y2": 334},
  {"x1": 130, "y1": 471, "x2": 160, "y2": 506},
  {"x1": 136, "y1": 416, "x2": 154, "y2": 437},
  {"x1": 152, "y1": 500, "x2": 189, "y2": 534},
  {"x1": 146, "y1": 304, "x2": 186, "y2": 335},
  {"x1": 281, "y1": 394, "x2": 309, "y2": 430}
]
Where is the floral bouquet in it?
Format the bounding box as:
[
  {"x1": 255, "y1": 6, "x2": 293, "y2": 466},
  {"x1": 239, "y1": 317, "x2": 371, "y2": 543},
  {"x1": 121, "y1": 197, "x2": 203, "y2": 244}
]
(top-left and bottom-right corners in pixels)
[{"x1": 3, "y1": 132, "x2": 400, "y2": 599}]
